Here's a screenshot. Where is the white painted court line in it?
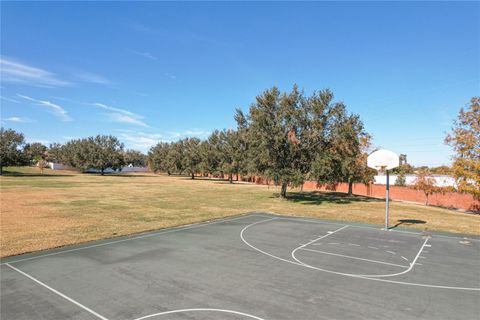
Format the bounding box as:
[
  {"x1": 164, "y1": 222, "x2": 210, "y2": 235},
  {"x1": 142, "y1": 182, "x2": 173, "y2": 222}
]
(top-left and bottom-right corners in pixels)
[
  {"x1": 299, "y1": 247, "x2": 409, "y2": 268},
  {"x1": 359, "y1": 237, "x2": 430, "y2": 278},
  {"x1": 5, "y1": 263, "x2": 109, "y2": 320},
  {"x1": 132, "y1": 308, "x2": 266, "y2": 320},
  {"x1": 1, "y1": 214, "x2": 263, "y2": 266},
  {"x1": 269, "y1": 214, "x2": 480, "y2": 242},
  {"x1": 291, "y1": 225, "x2": 349, "y2": 263},
  {"x1": 240, "y1": 217, "x2": 480, "y2": 290}
]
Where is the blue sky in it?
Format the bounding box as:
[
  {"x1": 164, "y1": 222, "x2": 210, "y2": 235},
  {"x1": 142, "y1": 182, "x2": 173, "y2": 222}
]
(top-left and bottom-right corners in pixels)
[{"x1": 1, "y1": 2, "x2": 478, "y2": 167}]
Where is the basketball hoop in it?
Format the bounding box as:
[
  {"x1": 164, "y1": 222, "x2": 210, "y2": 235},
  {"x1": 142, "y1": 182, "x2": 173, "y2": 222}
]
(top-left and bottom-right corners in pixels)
[{"x1": 367, "y1": 149, "x2": 399, "y2": 230}]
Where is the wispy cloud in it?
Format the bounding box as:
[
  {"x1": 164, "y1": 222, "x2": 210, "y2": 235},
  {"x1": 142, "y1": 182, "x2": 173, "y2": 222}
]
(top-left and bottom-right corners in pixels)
[
  {"x1": 93, "y1": 102, "x2": 148, "y2": 127},
  {"x1": 127, "y1": 49, "x2": 158, "y2": 61},
  {"x1": 117, "y1": 129, "x2": 210, "y2": 152},
  {"x1": 117, "y1": 130, "x2": 163, "y2": 151},
  {"x1": 0, "y1": 95, "x2": 21, "y2": 104},
  {"x1": 1, "y1": 57, "x2": 71, "y2": 87},
  {"x1": 17, "y1": 94, "x2": 72, "y2": 121},
  {"x1": 74, "y1": 71, "x2": 113, "y2": 85},
  {"x1": 0, "y1": 116, "x2": 34, "y2": 123},
  {"x1": 167, "y1": 129, "x2": 210, "y2": 139}
]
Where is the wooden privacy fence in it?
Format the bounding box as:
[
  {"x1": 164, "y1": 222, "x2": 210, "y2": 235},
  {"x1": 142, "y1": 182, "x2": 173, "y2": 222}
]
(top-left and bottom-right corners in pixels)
[
  {"x1": 241, "y1": 175, "x2": 478, "y2": 212},
  {"x1": 203, "y1": 173, "x2": 479, "y2": 212},
  {"x1": 302, "y1": 181, "x2": 478, "y2": 212}
]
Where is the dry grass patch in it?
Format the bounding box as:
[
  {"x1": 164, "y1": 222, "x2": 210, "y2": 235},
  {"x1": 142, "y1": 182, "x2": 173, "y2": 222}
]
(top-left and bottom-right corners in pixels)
[{"x1": 1, "y1": 167, "x2": 479, "y2": 257}]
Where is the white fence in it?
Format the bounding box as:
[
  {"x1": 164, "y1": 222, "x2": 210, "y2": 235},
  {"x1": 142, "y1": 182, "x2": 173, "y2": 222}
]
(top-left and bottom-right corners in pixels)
[
  {"x1": 373, "y1": 174, "x2": 456, "y2": 187},
  {"x1": 83, "y1": 166, "x2": 149, "y2": 173},
  {"x1": 48, "y1": 162, "x2": 149, "y2": 173},
  {"x1": 48, "y1": 162, "x2": 74, "y2": 170}
]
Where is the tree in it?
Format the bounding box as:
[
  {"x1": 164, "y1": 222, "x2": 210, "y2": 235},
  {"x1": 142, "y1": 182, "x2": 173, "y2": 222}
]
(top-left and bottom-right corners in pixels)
[
  {"x1": 37, "y1": 158, "x2": 49, "y2": 174},
  {"x1": 430, "y1": 165, "x2": 452, "y2": 175},
  {"x1": 243, "y1": 86, "x2": 369, "y2": 198},
  {"x1": 246, "y1": 86, "x2": 306, "y2": 197},
  {"x1": 167, "y1": 140, "x2": 186, "y2": 174},
  {"x1": 233, "y1": 108, "x2": 250, "y2": 180},
  {"x1": 46, "y1": 143, "x2": 64, "y2": 163},
  {"x1": 124, "y1": 149, "x2": 146, "y2": 167},
  {"x1": 304, "y1": 90, "x2": 371, "y2": 195},
  {"x1": 199, "y1": 131, "x2": 222, "y2": 176},
  {"x1": 60, "y1": 135, "x2": 124, "y2": 175},
  {"x1": 414, "y1": 168, "x2": 438, "y2": 205},
  {"x1": 394, "y1": 172, "x2": 407, "y2": 186},
  {"x1": 315, "y1": 112, "x2": 373, "y2": 195},
  {"x1": 148, "y1": 142, "x2": 171, "y2": 173},
  {"x1": 217, "y1": 129, "x2": 242, "y2": 183},
  {"x1": 88, "y1": 135, "x2": 125, "y2": 175},
  {"x1": 0, "y1": 128, "x2": 27, "y2": 175},
  {"x1": 182, "y1": 138, "x2": 202, "y2": 179},
  {"x1": 394, "y1": 160, "x2": 413, "y2": 187},
  {"x1": 23, "y1": 142, "x2": 47, "y2": 164},
  {"x1": 445, "y1": 97, "x2": 480, "y2": 199}
]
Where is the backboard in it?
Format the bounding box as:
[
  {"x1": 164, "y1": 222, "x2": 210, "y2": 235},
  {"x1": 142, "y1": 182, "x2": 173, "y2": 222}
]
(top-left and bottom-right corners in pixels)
[{"x1": 367, "y1": 149, "x2": 399, "y2": 171}]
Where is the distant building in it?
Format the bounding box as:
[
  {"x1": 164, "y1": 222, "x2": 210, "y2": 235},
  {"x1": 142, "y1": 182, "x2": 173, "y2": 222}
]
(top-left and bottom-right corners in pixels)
[{"x1": 47, "y1": 162, "x2": 74, "y2": 170}]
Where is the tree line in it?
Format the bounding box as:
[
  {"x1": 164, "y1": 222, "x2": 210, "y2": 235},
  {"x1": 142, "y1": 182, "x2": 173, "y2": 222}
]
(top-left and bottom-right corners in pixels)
[
  {"x1": 1, "y1": 87, "x2": 477, "y2": 199},
  {"x1": 148, "y1": 86, "x2": 375, "y2": 197},
  {"x1": 0, "y1": 130, "x2": 146, "y2": 175}
]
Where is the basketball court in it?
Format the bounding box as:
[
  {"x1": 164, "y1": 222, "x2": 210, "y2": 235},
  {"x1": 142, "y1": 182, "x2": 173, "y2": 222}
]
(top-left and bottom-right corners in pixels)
[{"x1": 1, "y1": 213, "x2": 479, "y2": 320}]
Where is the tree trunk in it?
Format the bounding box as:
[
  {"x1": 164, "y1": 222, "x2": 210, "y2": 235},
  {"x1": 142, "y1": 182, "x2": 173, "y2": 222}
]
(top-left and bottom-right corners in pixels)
[
  {"x1": 229, "y1": 173, "x2": 233, "y2": 184},
  {"x1": 280, "y1": 182, "x2": 288, "y2": 198},
  {"x1": 425, "y1": 194, "x2": 429, "y2": 206},
  {"x1": 101, "y1": 168, "x2": 104, "y2": 176},
  {"x1": 191, "y1": 172, "x2": 195, "y2": 179},
  {"x1": 348, "y1": 180, "x2": 353, "y2": 196},
  {"x1": 0, "y1": 165, "x2": 3, "y2": 175},
  {"x1": 236, "y1": 172, "x2": 239, "y2": 181}
]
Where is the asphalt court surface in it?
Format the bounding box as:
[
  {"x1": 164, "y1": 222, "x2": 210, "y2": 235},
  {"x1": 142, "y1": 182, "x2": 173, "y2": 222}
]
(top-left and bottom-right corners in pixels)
[{"x1": 1, "y1": 213, "x2": 479, "y2": 319}]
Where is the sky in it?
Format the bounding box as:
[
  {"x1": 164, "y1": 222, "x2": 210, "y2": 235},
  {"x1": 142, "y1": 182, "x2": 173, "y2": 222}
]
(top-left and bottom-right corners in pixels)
[{"x1": 1, "y1": 1, "x2": 478, "y2": 167}]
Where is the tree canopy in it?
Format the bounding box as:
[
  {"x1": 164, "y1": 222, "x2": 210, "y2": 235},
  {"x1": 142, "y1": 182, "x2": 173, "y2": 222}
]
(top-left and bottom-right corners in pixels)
[
  {"x1": 243, "y1": 86, "x2": 370, "y2": 197},
  {"x1": 59, "y1": 135, "x2": 125, "y2": 174},
  {"x1": 144, "y1": 85, "x2": 373, "y2": 197},
  {"x1": 124, "y1": 149, "x2": 147, "y2": 167},
  {"x1": 0, "y1": 128, "x2": 27, "y2": 174},
  {"x1": 5, "y1": 86, "x2": 376, "y2": 198},
  {"x1": 445, "y1": 97, "x2": 480, "y2": 198}
]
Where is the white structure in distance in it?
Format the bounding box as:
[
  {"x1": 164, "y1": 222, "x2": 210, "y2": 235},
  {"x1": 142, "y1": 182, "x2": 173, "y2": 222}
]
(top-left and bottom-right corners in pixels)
[{"x1": 373, "y1": 174, "x2": 456, "y2": 187}]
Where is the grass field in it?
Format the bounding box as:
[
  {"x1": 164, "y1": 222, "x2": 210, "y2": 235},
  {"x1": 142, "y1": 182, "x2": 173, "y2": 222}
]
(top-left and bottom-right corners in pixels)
[{"x1": 1, "y1": 167, "x2": 479, "y2": 257}]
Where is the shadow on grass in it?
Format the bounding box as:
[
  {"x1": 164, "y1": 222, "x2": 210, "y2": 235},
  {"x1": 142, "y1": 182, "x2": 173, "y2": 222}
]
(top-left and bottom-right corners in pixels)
[
  {"x1": 180, "y1": 176, "x2": 230, "y2": 182},
  {"x1": 90, "y1": 173, "x2": 156, "y2": 178},
  {"x1": 1, "y1": 170, "x2": 73, "y2": 177},
  {"x1": 389, "y1": 219, "x2": 427, "y2": 230},
  {"x1": 213, "y1": 181, "x2": 253, "y2": 186},
  {"x1": 275, "y1": 191, "x2": 384, "y2": 205}
]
